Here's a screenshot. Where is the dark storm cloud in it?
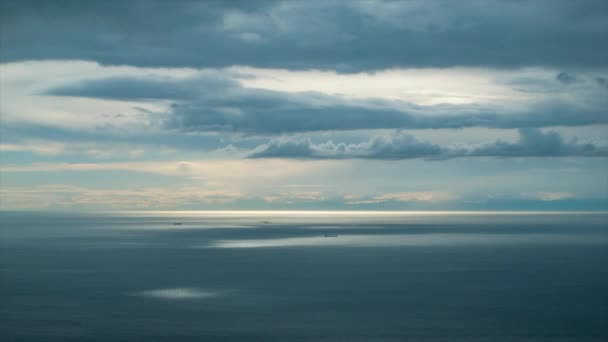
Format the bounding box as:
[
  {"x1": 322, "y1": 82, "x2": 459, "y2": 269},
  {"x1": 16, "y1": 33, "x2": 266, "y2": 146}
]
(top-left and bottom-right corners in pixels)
[
  {"x1": 248, "y1": 129, "x2": 608, "y2": 159},
  {"x1": 2, "y1": 0, "x2": 608, "y2": 70},
  {"x1": 45, "y1": 75, "x2": 608, "y2": 134}
]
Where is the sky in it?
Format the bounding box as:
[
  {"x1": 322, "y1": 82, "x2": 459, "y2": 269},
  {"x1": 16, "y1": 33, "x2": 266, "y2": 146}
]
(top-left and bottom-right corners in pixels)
[{"x1": 0, "y1": 0, "x2": 607, "y2": 211}]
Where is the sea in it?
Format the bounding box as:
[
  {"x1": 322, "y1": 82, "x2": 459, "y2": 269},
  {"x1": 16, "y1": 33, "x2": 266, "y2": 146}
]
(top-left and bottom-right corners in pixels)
[{"x1": 1, "y1": 211, "x2": 607, "y2": 341}]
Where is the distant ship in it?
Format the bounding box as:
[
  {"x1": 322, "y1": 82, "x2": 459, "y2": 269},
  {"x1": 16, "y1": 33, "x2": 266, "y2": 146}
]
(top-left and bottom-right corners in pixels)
[
  {"x1": 172, "y1": 222, "x2": 183, "y2": 226},
  {"x1": 324, "y1": 234, "x2": 339, "y2": 237},
  {"x1": 260, "y1": 220, "x2": 271, "y2": 224}
]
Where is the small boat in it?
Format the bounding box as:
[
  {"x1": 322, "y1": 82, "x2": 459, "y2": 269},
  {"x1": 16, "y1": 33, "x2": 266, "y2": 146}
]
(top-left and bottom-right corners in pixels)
[{"x1": 324, "y1": 234, "x2": 339, "y2": 237}]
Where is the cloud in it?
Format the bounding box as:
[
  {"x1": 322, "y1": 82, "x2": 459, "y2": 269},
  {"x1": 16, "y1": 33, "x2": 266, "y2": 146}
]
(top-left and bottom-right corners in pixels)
[
  {"x1": 524, "y1": 192, "x2": 575, "y2": 201},
  {"x1": 46, "y1": 74, "x2": 233, "y2": 100},
  {"x1": 0, "y1": 184, "x2": 246, "y2": 210},
  {"x1": 596, "y1": 77, "x2": 608, "y2": 88},
  {"x1": 249, "y1": 132, "x2": 445, "y2": 159},
  {"x1": 163, "y1": 98, "x2": 608, "y2": 134},
  {"x1": 250, "y1": 138, "x2": 316, "y2": 159},
  {"x1": 0, "y1": 158, "x2": 333, "y2": 181},
  {"x1": 5, "y1": 63, "x2": 605, "y2": 160},
  {"x1": 41, "y1": 71, "x2": 608, "y2": 134},
  {"x1": 0, "y1": 121, "x2": 235, "y2": 155},
  {"x1": 346, "y1": 191, "x2": 459, "y2": 204},
  {"x1": 556, "y1": 72, "x2": 577, "y2": 84},
  {"x1": 2, "y1": 1, "x2": 608, "y2": 70},
  {"x1": 263, "y1": 191, "x2": 326, "y2": 204},
  {"x1": 249, "y1": 129, "x2": 608, "y2": 159},
  {"x1": 0, "y1": 141, "x2": 65, "y2": 155},
  {"x1": 470, "y1": 128, "x2": 607, "y2": 157},
  {"x1": 2, "y1": 3, "x2": 608, "y2": 212},
  {"x1": 0, "y1": 159, "x2": 337, "y2": 208}
]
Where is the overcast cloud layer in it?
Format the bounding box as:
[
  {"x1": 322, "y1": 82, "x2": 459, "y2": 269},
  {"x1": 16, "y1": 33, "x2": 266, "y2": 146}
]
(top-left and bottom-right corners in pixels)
[
  {"x1": 2, "y1": 0, "x2": 608, "y2": 70},
  {"x1": 1, "y1": 0, "x2": 607, "y2": 210}
]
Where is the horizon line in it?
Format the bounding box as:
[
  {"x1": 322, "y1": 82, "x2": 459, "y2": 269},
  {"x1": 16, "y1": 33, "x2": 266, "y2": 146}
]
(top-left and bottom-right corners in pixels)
[{"x1": 2, "y1": 210, "x2": 607, "y2": 215}]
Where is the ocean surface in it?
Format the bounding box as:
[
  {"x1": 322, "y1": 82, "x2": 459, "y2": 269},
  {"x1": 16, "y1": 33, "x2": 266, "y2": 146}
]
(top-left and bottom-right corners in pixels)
[{"x1": 1, "y1": 211, "x2": 607, "y2": 341}]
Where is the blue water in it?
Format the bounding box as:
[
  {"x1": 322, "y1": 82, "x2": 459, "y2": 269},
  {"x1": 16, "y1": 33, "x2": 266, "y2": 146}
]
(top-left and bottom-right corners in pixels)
[{"x1": 1, "y1": 211, "x2": 607, "y2": 341}]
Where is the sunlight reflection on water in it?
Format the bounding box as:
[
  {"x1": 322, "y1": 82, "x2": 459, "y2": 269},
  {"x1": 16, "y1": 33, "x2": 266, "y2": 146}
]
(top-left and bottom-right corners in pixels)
[
  {"x1": 206, "y1": 233, "x2": 608, "y2": 248},
  {"x1": 135, "y1": 288, "x2": 219, "y2": 300}
]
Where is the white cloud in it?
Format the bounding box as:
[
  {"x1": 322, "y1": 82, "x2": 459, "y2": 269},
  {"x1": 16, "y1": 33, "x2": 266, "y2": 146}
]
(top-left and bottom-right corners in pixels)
[
  {"x1": 0, "y1": 159, "x2": 334, "y2": 179},
  {"x1": 0, "y1": 141, "x2": 65, "y2": 155},
  {"x1": 0, "y1": 184, "x2": 245, "y2": 210},
  {"x1": 0, "y1": 159, "x2": 340, "y2": 209},
  {"x1": 525, "y1": 191, "x2": 575, "y2": 201},
  {"x1": 0, "y1": 60, "x2": 195, "y2": 130},
  {"x1": 346, "y1": 191, "x2": 459, "y2": 204},
  {"x1": 263, "y1": 191, "x2": 326, "y2": 204},
  {"x1": 85, "y1": 147, "x2": 145, "y2": 159},
  {"x1": 0, "y1": 60, "x2": 198, "y2": 91}
]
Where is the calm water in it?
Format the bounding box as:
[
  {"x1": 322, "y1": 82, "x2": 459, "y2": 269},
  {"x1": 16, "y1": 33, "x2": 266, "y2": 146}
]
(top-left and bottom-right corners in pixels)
[{"x1": 1, "y1": 211, "x2": 607, "y2": 341}]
